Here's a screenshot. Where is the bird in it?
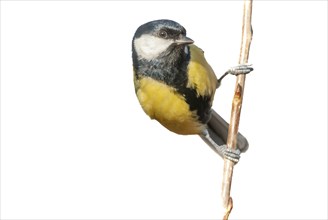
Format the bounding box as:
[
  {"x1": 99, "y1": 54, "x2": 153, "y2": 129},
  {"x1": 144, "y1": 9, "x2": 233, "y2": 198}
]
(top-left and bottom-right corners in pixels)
[{"x1": 132, "y1": 19, "x2": 252, "y2": 162}]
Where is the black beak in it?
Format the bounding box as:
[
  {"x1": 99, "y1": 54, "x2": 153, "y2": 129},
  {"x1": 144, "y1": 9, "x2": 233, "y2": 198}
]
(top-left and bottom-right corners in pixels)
[{"x1": 175, "y1": 35, "x2": 194, "y2": 45}]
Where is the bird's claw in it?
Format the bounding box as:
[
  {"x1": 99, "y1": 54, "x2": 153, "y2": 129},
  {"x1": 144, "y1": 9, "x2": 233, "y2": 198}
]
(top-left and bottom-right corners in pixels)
[
  {"x1": 223, "y1": 146, "x2": 241, "y2": 163},
  {"x1": 229, "y1": 64, "x2": 253, "y2": 76}
]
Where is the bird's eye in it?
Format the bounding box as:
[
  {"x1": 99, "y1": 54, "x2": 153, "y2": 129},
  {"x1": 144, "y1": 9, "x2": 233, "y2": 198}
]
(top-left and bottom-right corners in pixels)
[{"x1": 159, "y1": 30, "x2": 168, "y2": 38}]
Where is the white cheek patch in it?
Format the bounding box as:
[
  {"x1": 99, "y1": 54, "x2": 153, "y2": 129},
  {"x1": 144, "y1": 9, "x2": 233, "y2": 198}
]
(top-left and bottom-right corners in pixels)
[{"x1": 134, "y1": 34, "x2": 173, "y2": 60}]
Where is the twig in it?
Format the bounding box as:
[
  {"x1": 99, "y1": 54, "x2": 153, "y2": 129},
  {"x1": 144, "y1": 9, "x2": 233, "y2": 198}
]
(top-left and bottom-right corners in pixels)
[{"x1": 221, "y1": 0, "x2": 253, "y2": 219}]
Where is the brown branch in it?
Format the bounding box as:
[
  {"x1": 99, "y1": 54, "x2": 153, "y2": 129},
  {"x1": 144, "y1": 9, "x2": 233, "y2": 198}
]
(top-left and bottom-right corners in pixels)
[{"x1": 221, "y1": 0, "x2": 253, "y2": 219}]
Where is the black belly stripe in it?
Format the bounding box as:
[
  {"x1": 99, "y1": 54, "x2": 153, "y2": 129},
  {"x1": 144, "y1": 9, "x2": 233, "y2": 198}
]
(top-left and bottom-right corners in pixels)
[{"x1": 176, "y1": 86, "x2": 212, "y2": 124}]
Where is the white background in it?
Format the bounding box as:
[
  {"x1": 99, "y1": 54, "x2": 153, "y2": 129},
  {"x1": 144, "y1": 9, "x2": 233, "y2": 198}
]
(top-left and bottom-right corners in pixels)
[{"x1": 1, "y1": 1, "x2": 327, "y2": 219}]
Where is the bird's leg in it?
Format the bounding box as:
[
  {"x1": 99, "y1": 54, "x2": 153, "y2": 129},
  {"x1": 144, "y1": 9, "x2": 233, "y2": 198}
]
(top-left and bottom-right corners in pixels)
[
  {"x1": 217, "y1": 64, "x2": 253, "y2": 87},
  {"x1": 200, "y1": 130, "x2": 240, "y2": 163}
]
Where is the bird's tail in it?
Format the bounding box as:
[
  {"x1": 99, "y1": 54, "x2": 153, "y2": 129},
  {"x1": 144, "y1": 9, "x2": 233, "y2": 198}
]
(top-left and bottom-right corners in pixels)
[{"x1": 200, "y1": 110, "x2": 249, "y2": 157}]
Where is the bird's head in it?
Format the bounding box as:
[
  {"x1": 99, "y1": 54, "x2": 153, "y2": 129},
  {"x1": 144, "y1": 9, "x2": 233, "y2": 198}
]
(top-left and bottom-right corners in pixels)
[{"x1": 132, "y1": 19, "x2": 194, "y2": 61}]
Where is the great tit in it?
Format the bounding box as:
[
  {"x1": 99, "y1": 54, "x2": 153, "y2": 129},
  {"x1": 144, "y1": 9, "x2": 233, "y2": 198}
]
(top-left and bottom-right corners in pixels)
[{"x1": 132, "y1": 19, "x2": 252, "y2": 162}]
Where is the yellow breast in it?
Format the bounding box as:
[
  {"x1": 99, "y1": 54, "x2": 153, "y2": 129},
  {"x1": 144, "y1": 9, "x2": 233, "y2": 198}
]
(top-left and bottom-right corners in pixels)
[
  {"x1": 187, "y1": 44, "x2": 218, "y2": 97},
  {"x1": 133, "y1": 44, "x2": 217, "y2": 135},
  {"x1": 135, "y1": 77, "x2": 205, "y2": 135}
]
